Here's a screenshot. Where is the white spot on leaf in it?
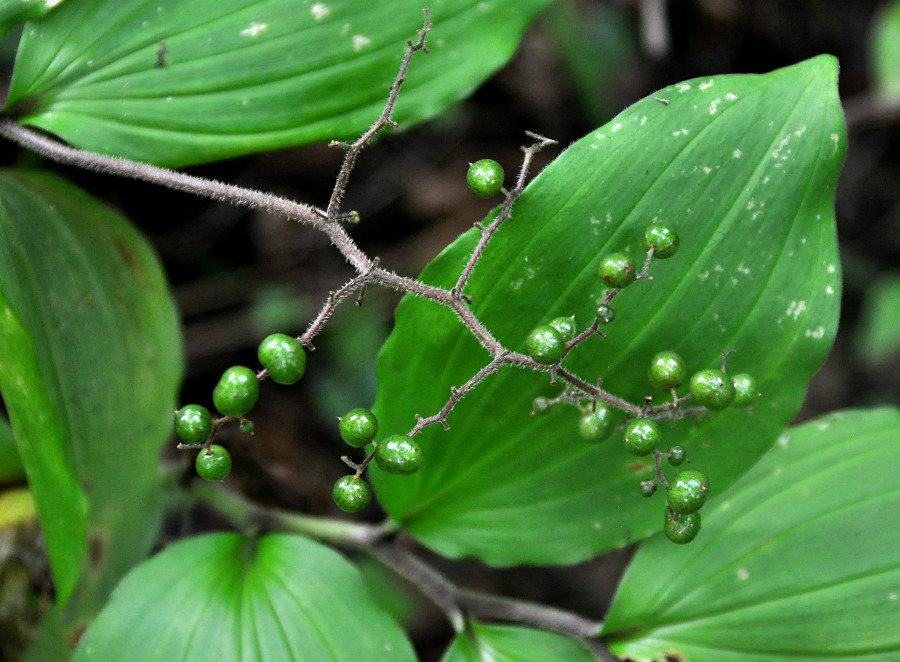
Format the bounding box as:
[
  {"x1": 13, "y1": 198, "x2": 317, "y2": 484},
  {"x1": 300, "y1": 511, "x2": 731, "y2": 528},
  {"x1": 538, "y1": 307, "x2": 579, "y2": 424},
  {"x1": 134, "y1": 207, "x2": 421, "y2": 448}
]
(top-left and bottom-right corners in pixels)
[
  {"x1": 352, "y1": 34, "x2": 371, "y2": 51},
  {"x1": 311, "y1": 3, "x2": 331, "y2": 20},
  {"x1": 240, "y1": 22, "x2": 268, "y2": 37},
  {"x1": 699, "y1": 79, "x2": 714, "y2": 90},
  {"x1": 737, "y1": 568, "x2": 750, "y2": 581}
]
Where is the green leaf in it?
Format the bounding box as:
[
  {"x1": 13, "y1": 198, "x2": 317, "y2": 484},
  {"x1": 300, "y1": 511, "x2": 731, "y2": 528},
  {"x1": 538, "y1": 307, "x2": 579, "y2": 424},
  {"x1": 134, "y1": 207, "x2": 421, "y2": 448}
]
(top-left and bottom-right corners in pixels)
[
  {"x1": 72, "y1": 532, "x2": 418, "y2": 662},
  {"x1": 0, "y1": 0, "x2": 67, "y2": 41},
  {"x1": 371, "y1": 56, "x2": 846, "y2": 565},
  {"x1": 601, "y1": 408, "x2": 900, "y2": 661},
  {"x1": 0, "y1": 414, "x2": 25, "y2": 483},
  {"x1": 854, "y1": 271, "x2": 900, "y2": 366},
  {"x1": 441, "y1": 622, "x2": 597, "y2": 662},
  {"x1": 872, "y1": 0, "x2": 900, "y2": 100},
  {"x1": 5, "y1": 0, "x2": 551, "y2": 167},
  {"x1": 0, "y1": 170, "x2": 181, "y2": 627}
]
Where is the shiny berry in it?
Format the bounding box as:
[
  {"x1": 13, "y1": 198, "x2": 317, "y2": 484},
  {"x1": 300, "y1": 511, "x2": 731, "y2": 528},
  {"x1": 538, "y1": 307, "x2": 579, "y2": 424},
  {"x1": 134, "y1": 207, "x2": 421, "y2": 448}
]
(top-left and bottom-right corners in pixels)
[
  {"x1": 667, "y1": 469, "x2": 710, "y2": 514},
  {"x1": 339, "y1": 408, "x2": 378, "y2": 448},
  {"x1": 665, "y1": 509, "x2": 701, "y2": 544},
  {"x1": 466, "y1": 159, "x2": 505, "y2": 198},
  {"x1": 623, "y1": 418, "x2": 662, "y2": 456},
  {"x1": 648, "y1": 351, "x2": 687, "y2": 390},
  {"x1": 598, "y1": 253, "x2": 636, "y2": 289},
  {"x1": 239, "y1": 419, "x2": 255, "y2": 435},
  {"x1": 258, "y1": 333, "x2": 307, "y2": 385},
  {"x1": 595, "y1": 304, "x2": 615, "y2": 324},
  {"x1": 667, "y1": 445, "x2": 686, "y2": 466},
  {"x1": 375, "y1": 435, "x2": 424, "y2": 475},
  {"x1": 731, "y1": 373, "x2": 760, "y2": 408},
  {"x1": 643, "y1": 223, "x2": 679, "y2": 259},
  {"x1": 640, "y1": 480, "x2": 657, "y2": 498},
  {"x1": 578, "y1": 403, "x2": 614, "y2": 442},
  {"x1": 195, "y1": 444, "x2": 232, "y2": 482},
  {"x1": 212, "y1": 366, "x2": 260, "y2": 417},
  {"x1": 548, "y1": 316, "x2": 577, "y2": 342},
  {"x1": 174, "y1": 405, "x2": 212, "y2": 444},
  {"x1": 526, "y1": 325, "x2": 565, "y2": 365},
  {"x1": 332, "y1": 475, "x2": 372, "y2": 512},
  {"x1": 689, "y1": 369, "x2": 736, "y2": 410}
]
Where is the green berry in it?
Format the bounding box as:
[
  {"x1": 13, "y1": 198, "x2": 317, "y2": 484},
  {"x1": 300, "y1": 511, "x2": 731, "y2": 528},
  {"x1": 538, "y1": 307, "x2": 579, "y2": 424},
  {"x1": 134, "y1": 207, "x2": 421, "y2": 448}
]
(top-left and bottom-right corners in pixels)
[
  {"x1": 174, "y1": 404, "x2": 212, "y2": 444},
  {"x1": 258, "y1": 333, "x2": 307, "y2": 385},
  {"x1": 578, "y1": 403, "x2": 614, "y2": 442},
  {"x1": 466, "y1": 159, "x2": 504, "y2": 198},
  {"x1": 667, "y1": 445, "x2": 686, "y2": 466},
  {"x1": 531, "y1": 397, "x2": 552, "y2": 415},
  {"x1": 648, "y1": 351, "x2": 687, "y2": 390},
  {"x1": 332, "y1": 475, "x2": 372, "y2": 512},
  {"x1": 595, "y1": 304, "x2": 615, "y2": 324},
  {"x1": 526, "y1": 325, "x2": 566, "y2": 365},
  {"x1": 643, "y1": 223, "x2": 680, "y2": 259},
  {"x1": 339, "y1": 408, "x2": 378, "y2": 448},
  {"x1": 623, "y1": 418, "x2": 661, "y2": 456},
  {"x1": 689, "y1": 369, "x2": 736, "y2": 410},
  {"x1": 375, "y1": 435, "x2": 424, "y2": 475},
  {"x1": 213, "y1": 366, "x2": 260, "y2": 417},
  {"x1": 598, "y1": 253, "x2": 636, "y2": 289},
  {"x1": 665, "y1": 509, "x2": 701, "y2": 544},
  {"x1": 239, "y1": 419, "x2": 255, "y2": 435},
  {"x1": 195, "y1": 444, "x2": 232, "y2": 482},
  {"x1": 548, "y1": 316, "x2": 577, "y2": 342},
  {"x1": 640, "y1": 480, "x2": 657, "y2": 498},
  {"x1": 731, "y1": 373, "x2": 759, "y2": 408},
  {"x1": 667, "y1": 469, "x2": 710, "y2": 514}
]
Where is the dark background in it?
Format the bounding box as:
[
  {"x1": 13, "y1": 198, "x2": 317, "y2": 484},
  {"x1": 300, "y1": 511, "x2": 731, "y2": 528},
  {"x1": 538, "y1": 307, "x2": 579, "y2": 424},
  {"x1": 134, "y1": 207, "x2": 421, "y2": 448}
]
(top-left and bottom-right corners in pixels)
[{"x1": 3, "y1": 1, "x2": 899, "y2": 659}]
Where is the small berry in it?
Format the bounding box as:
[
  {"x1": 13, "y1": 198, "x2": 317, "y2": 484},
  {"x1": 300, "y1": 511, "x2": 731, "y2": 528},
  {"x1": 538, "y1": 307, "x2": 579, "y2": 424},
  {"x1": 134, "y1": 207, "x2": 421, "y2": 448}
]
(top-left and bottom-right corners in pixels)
[
  {"x1": 667, "y1": 469, "x2": 710, "y2": 514},
  {"x1": 531, "y1": 397, "x2": 552, "y2": 415},
  {"x1": 174, "y1": 405, "x2": 212, "y2": 444},
  {"x1": 665, "y1": 509, "x2": 701, "y2": 544},
  {"x1": 731, "y1": 373, "x2": 760, "y2": 408},
  {"x1": 332, "y1": 475, "x2": 372, "y2": 512},
  {"x1": 466, "y1": 159, "x2": 504, "y2": 198},
  {"x1": 213, "y1": 366, "x2": 260, "y2": 417},
  {"x1": 239, "y1": 419, "x2": 255, "y2": 435},
  {"x1": 640, "y1": 480, "x2": 657, "y2": 498},
  {"x1": 375, "y1": 435, "x2": 424, "y2": 475},
  {"x1": 578, "y1": 403, "x2": 614, "y2": 442},
  {"x1": 623, "y1": 418, "x2": 662, "y2": 456},
  {"x1": 647, "y1": 351, "x2": 687, "y2": 390},
  {"x1": 339, "y1": 408, "x2": 379, "y2": 448},
  {"x1": 258, "y1": 333, "x2": 307, "y2": 385},
  {"x1": 526, "y1": 325, "x2": 566, "y2": 365},
  {"x1": 595, "y1": 304, "x2": 615, "y2": 324},
  {"x1": 667, "y1": 445, "x2": 686, "y2": 466},
  {"x1": 689, "y1": 369, "x2": 736, "y2": 410},
  {"x1": 643, "y1": 223, "x2": 680, "y2": 259},
  {"x1": 598, "y1": 253, "x2": 636, "y2": 289},
  {"x1": 195, "y1": 444, "x2": 232, "y2": 482},
  {"x1": 547, "y1": 316, "x2": 577, "y2": 342}
]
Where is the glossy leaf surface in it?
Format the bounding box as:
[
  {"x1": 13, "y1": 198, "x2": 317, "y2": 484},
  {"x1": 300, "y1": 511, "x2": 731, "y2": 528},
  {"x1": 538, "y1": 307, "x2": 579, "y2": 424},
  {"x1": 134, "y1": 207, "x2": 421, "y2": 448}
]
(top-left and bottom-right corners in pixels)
[
  {"x1": 441, "y1": 622, "x2": 596, "y2": 662},
  {"x1": 72, "y1": 533, "x2": 417, "y2": 662},
  {"x1": 372, "y1": 56, "x2": 846, "y2": 565},
  {"x1": 5, "y1": 0, "x2": 551, "y2": 167},
  {"x1": 602, "y1": 408, "x2": 900, "y2": 661}
]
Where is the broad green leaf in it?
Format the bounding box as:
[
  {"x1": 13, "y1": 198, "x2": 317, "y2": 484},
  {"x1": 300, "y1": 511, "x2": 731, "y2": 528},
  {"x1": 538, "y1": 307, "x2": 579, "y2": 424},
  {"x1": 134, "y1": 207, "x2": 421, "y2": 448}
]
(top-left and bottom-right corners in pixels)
[
  {"x1": 601, "y1": 408, "x2": 900, "y2": 661},
  {"x1": 72, "y1": 533, "x2": 418, "y2": 662},
  {"x1": 5, "y1": 0, "x2": 551, "y2": 167},
  {"x1": 0, "y1": 414, "x2": 25, "y2": 483},
  {"x1": 854, "y1": 271, "x2": 900, "y2": 366},
  {"x1": 0, "y1": 0, "x2": 67, "y2": 40},
  {"x1": 371, "y1": 56, "x2": 845, "y2": 565},
  {"x1": 0, "y1": 171, "x2": 181, "y2": 643},
  {"x1": 441, "y1": 622, "x2": 596, "y2": 662},
  {"x1": 873, "y1": 0, "x2": 900, "y2": 100}
]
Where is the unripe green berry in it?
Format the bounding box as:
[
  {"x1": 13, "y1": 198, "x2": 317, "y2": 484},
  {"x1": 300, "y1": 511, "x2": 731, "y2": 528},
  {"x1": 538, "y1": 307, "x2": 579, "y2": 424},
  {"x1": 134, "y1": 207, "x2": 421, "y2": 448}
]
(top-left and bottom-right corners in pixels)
[
  {"x1": 665, "y1": 509, "x2": 701, "y2": 544},
  {"x1": 643, "y1": 223, "x2": 680, "y2": 259},
  {"x1": 640, "y1": 480, "x2": 657, "y2": 498},
  {"x1": 595, "y1": 304, "x2": 615, "y2": 324},
  {"x1": 531, "y1": 397, "x2": 552, "y2": 415},
  {"x1": 623, "y1": 418, "x2": 661, "y2": 456},
  {"x1": 648, "y1": 351, "x2": 687, "y2": 390},
  {"x1": 689, "y1": 369, "x2": 736, "y2": 410},
  {"x1": 731, "y1": 373, "x2": 760, "y2": 408},
  {"x1": 667, "y1": 445, "x2": 686, "y2": 466},
  {"x1": 213, "y1": 366, "x2": 260, "y2": 417},
  {"x1": 375, "y1": 435, "x2": 424, "y2": 475},
  {"x1": 578, "y1": 403, "x2": 614, "y2": 442},
  {"x1": 667, "y1": 469, "x2": 710, "y2": 514},
  {"x1": 466, "y1": 159, "x2": 504, "y2": 198},
  {"x1": 332, "y1": 475, "x2": 372, "y2": 512},
  {"x1": 196, "y1": 444, "x2": 232, "y2": 482},
  {"x1": 598, "y1": 253, "x2": 636, "y2": 289},
  {"x1": 258, "y1": 333, "x2": 307, "y2": 385},
  {"x1": 239, "y1": 419, "x2": 255, "y2": 435},
  {"x1": 548, "y1": 316, "x2": 577, "y2": 342},
  {"x1": 526, "y1": 325, "x2": 566, "y2": 365},
  {"x1": 175, "y1": 404, "x2": 212, "y2": 444},
  {"x1": 339, "y1": 408, "x2": 378, "y2": 448}
]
